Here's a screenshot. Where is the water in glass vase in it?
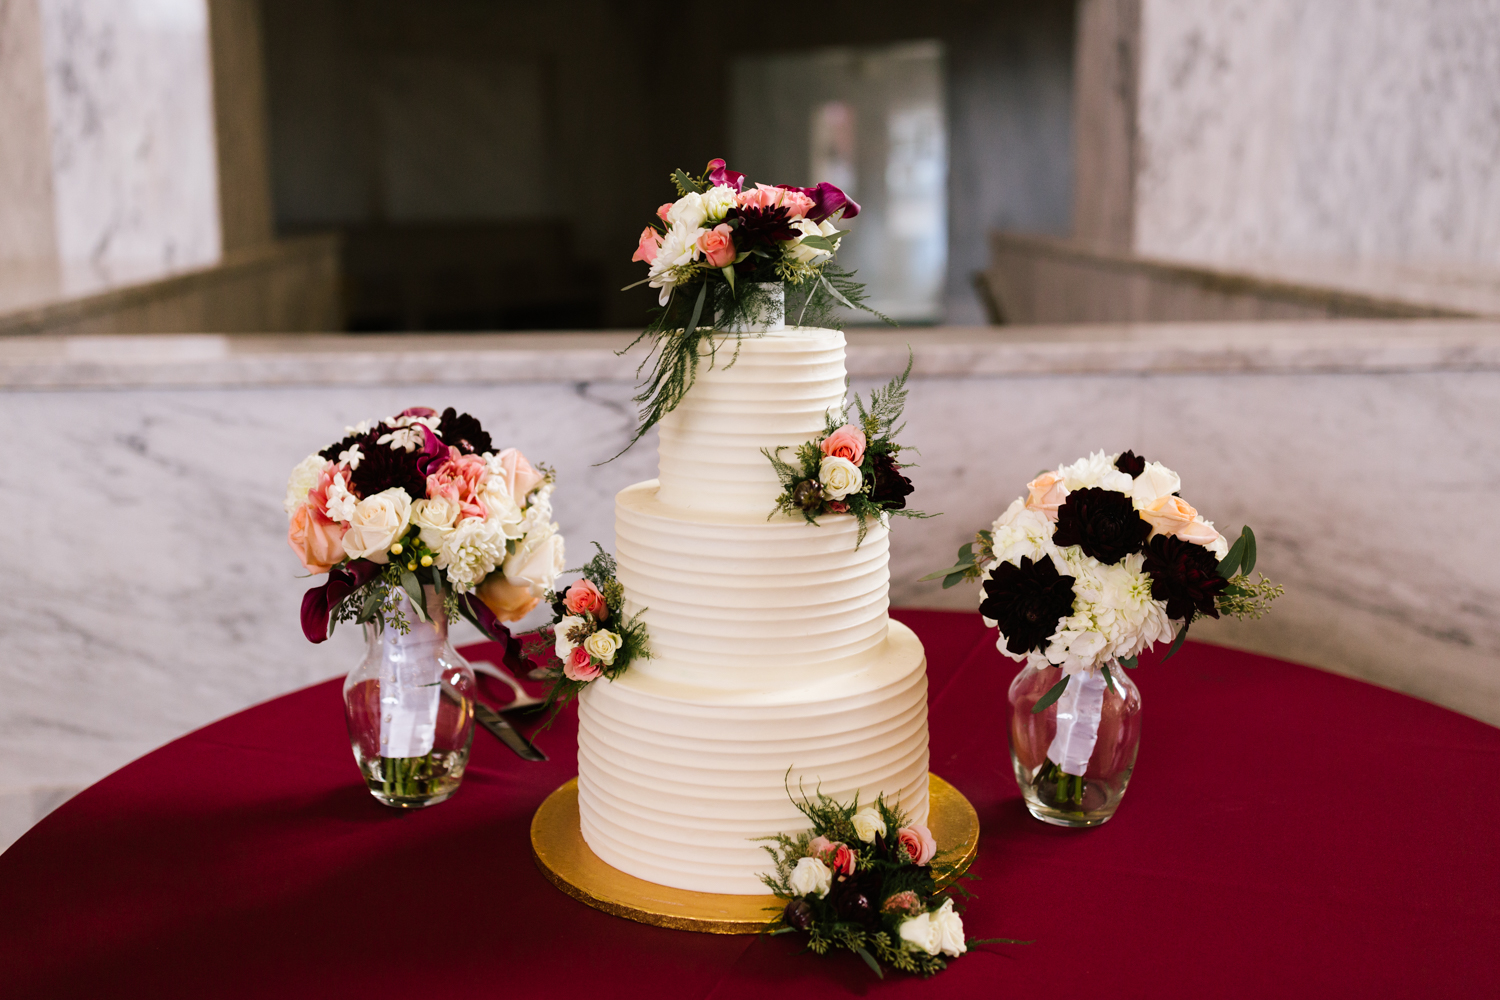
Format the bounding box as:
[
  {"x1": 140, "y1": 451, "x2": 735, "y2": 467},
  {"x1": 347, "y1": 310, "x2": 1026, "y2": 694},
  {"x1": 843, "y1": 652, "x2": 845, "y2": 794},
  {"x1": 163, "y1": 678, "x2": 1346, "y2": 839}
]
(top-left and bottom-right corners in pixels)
[
  {"x1": 344, "y1": 587, "x2": 476, "y2": 809},
  {"x1": 1007, "y1": 661, "x2": 1141, "y2": 827}
]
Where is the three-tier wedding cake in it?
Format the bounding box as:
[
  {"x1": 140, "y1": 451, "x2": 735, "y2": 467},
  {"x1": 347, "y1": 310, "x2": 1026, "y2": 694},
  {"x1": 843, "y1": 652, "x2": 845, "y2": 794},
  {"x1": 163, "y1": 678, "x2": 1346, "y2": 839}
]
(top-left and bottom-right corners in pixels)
[{"x1": 575, "y1": 323, "x2": 930, "y2": 895}]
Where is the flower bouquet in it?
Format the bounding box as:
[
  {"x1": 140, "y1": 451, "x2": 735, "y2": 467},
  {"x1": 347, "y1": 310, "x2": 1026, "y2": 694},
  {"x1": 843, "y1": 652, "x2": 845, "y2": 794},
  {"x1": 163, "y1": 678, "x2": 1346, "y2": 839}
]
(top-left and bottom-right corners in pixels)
[
  {"x1": 925, "y1": 450, "x2": 1282, "y2": 826},
  {"x1": 284, "y1": 406, "x2": 564, "y2": 806},
  {"x1": 764, "y1": 355, "x2": 927, "y2": 542},
  {"x1": 528, "y1": 544, "x2": 649, "y2": 721},
  {"x1": 617, "y1": 158, "x2": 888, "y2": 454},
  {"x1": 760, "y1": 788, "x2": 992, "y2": 979}
]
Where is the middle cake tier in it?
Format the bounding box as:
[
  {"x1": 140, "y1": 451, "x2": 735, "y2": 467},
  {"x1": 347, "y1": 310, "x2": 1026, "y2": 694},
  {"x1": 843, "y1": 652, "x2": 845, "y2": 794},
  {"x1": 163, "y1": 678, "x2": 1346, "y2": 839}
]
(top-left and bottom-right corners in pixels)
[{"x1": 615, "y1": 479, "x2": 890, "y2": 691}]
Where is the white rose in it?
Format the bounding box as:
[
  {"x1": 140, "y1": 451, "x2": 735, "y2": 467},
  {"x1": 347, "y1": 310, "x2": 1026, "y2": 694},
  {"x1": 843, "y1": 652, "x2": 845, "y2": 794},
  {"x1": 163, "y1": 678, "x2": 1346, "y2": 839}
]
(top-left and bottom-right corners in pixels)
[
  {"x1": 898, "y1": 911, "x2": 940, "y2": 955},
  {"x1": 554, "y1": 614, "x2": 588, "y2": 659},
  {"x1": 819, "y1": 455, "x2": 863, "y2": 500},
  {"x1": 702, "y1": 184, "x2": 738, "y2": 223},
  {"x1": 785, "y1": 218, "x2": 834, "y2": 265},
  {"x1": 340, "y1": 488, "x2": 412, "y2": 563},
  {"x1": 1131, "y1": 461, "x2": 1182, "y2": 507},
  {"x1": 666, "y1": 191, "x2": 707, "y2": 230},
  {"x1": 1060, "y1": 450, "x2": 1133, "y2": 494},
  {"x1": 283, "y1": 454, "x2": 328, "y2": 516},
  {"x1": 481, "y1": 486, "x2": 526, "y2": 540},
  {"x1": 503, "y1": 524, "x2": 565, "y2": 597},
  {"x1": 788, "y1": 856, "x2": 832, "y2": 899},
  {"x1": 932, "y1": 898, "x2": 967, "y2": 957},
  {"x1": 851, "y1": 807, "x2": 887, "y2": 843},
  {"x1": 410, "y1": 496, "x2": 460, "y2": 549},
  {"x1": 583, "y1": 629, "x2": 622, "y2": 666},
  {"x1": 991, "y1": 496, "x2": 1026, "y2": 532}
]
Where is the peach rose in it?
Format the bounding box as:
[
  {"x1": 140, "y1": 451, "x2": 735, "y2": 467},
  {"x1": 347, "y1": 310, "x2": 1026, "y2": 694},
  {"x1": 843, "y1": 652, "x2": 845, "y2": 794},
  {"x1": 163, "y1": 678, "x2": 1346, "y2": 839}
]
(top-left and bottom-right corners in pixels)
[
  {"x1": 631, "y1": 227, "x2": 660, "y2": 264},
  {"x1": 563, "y1": 645, "x2": 600, "y2": 682},
  {"x1": 820, "y1": 424, "x2": 866, "y2": 465},
  {"x1": 697, "y1": 223, "x2": 735, "y2": 268},
  {"x1": 1025, "y1": 471, "x2": 1067, "y2": 521},
  {"x1": 426, "y1": 447, "x2": 488, "y2": 520},
  {"x1": 656, "y1": 202, "x2": 672, "y2": 222},
  {"x1": 487, "y1": 447, "x2": 545, "y2": 502},
  {"x1": 1177, "y1": 517, "x2": 1224, "y2": 551},
  {"x1": 563, "y1": 578, "x2": 608, "y2": 620},
  {"x1": 475, "y1": 572, "x2": 541, "y2": 622},
  {"x1": 287, "y1": 502, "x2": 346, "y2": 574},
  {"x1": 1139, "y1": 494, "x2": 1198, "y2": 538},
  {"x1": 896, "y1": 823, "x2": 937, "y2": 865}
]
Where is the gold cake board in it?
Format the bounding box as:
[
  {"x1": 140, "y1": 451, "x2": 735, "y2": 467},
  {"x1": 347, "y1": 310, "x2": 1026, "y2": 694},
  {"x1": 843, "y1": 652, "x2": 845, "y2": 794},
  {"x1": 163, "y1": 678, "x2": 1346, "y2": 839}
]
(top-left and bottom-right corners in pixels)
[{"x1": 530, "y1": 773, "x2": 980, "y2": 935}]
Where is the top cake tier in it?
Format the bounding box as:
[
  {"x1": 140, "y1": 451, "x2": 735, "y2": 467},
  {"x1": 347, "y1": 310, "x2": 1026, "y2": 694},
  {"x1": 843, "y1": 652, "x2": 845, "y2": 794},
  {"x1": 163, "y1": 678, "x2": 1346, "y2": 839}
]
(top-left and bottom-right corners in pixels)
[{"x1": 655, "y1": 327, "x2": 845, "y2": 514}]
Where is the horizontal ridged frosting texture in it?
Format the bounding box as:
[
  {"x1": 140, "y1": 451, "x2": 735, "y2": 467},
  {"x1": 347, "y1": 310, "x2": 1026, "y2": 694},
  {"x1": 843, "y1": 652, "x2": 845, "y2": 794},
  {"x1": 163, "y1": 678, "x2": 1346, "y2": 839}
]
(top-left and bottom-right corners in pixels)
[{"x1": 655, "y1": 327, "x2": 845, "y2": 514}]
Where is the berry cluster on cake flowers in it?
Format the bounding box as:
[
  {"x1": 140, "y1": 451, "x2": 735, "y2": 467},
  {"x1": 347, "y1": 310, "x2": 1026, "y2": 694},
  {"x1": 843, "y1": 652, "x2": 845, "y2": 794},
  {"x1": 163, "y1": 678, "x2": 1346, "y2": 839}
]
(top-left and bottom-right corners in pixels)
[
  {"x1": 926, "y1": 448, "x2": 1282, "y2": 706},
  {"x1": 758, "y1": 786, "x2": 1013, "y2": 978},
  {"x1": 285, "y1": 406, "x2": 563, "y2": 661},
  {"x1": 763, "y1": 354, "x2": 929, "y2": 543},
  {"x1": 614, "y1": 157, "x2": 893, "y2": 456}
]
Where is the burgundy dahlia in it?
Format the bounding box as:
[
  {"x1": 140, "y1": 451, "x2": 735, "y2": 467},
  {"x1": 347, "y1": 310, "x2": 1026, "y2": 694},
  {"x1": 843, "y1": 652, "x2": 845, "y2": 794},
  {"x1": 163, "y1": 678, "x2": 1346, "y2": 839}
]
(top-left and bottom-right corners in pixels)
[
  {"x1": 730, "y1": 204, "x2": 798, "y2": 247},
  {"x1": 978, "y1": 556, "x2": 1078, "y2": 656},
  {"x1": 1114, "y1": 450, "x2": 1147, "y2": 477},
  {"x1": 437, "y1": 407, "x2": 492, "y2": 455},
  {"x1": 1142, "y1": 534, "x2": 1226, "y2": 621},
  {"x1": 869, "y1": 452, "x2": 914, "y2": 509},
  {"x1": 350, "y1": 436, "x2": 429, "y2": 500},
  {"x1": 1052, "y1": 487, "x2": 1151, "y2": 565}
]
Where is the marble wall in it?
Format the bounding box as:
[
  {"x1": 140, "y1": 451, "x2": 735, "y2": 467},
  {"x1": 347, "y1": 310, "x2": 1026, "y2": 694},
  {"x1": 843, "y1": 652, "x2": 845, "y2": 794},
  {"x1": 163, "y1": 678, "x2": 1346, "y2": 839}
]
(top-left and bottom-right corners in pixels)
[
  {"x1": 3, "y1": 324, "x2": 1499, "y2": 851},
  {"x1": 1132, "y1": 0, "x2": 1500, "y2": 271}
]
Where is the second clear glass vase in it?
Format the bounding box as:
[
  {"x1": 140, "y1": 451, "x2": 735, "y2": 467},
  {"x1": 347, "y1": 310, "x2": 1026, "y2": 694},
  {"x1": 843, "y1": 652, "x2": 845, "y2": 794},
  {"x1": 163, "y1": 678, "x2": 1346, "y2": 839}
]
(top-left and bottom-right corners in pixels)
[
  {"x1": 343, "y1": 585, "x2": 476, "y2": 809},
  {"x1": 1008, "y1": 662, "x2": 1142, "y2": 827}
]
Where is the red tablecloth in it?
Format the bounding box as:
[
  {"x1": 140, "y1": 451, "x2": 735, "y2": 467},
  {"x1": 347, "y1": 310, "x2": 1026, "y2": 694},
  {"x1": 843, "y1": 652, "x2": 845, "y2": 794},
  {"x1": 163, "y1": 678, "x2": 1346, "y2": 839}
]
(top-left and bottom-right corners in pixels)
[{"x1": 4, "y1": 610, "x2": 1498, "y2": 998}]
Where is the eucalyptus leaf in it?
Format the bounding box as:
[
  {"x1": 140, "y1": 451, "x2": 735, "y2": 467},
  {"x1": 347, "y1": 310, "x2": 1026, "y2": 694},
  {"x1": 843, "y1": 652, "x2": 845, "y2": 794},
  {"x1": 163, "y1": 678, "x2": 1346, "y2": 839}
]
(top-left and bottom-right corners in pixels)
[
  {"x1": 1031, "y1": 674, "x2": 1070, "y2": 714},
  {"x1": 853, "y1": 945, "x2": 884, "y2": 979},
  {"x1": 400, "y1": 570, "x2": 427, "y2": 622},
  {"x1": 941, "y1": 571, "x2": 967, "y2": 589},
  {"x1": 797, "y1": 234, "x2": 838, "y2": 253},
  {"x1": 1118, "y1": 654, "x2": 1139, "y2": 669},
  {"x1": 1218, "y1": 534, "x2": 1247, "y2": 579},
  {"x1": 671, "y1": 168, "x2": 703, "y2": 195},
  {"x1": 1161, "y1": 622, "x2": 1191, "y2": 663},
  {"x1": 356, "y1": 585, "x2": 383, "y2": 624},
  {"x1": 1242, "y1": 525, "x2": 1258, "y2": 576}
]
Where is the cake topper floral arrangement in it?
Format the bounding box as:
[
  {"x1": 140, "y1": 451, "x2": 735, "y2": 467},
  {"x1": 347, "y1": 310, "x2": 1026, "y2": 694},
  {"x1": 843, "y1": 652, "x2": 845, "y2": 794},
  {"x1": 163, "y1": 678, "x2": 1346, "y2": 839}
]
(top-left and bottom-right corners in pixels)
[
  {"x1": 616, "y1": 158, "x2": 891, "y2": 456},
  {"x1": 526, "y1": 544, "x2": 650, "y2": 721},
  {"x1": 764, "y1": 355, "x2": 927, "y2": 543},
  {"x1": 759, "y1": 784, "x2": 1008, "y2": 978},
  {"x1": 285, "y1": 407, "x2": 564, "y2": 665}
]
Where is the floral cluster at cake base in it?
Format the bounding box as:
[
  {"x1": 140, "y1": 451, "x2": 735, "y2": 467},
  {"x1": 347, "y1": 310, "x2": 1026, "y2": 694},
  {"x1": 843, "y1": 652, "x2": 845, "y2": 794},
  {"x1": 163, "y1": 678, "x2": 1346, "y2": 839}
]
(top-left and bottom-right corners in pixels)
[
  {"x1": 759, "y1": 787, "x2": 1005, "y2": 979},
  {"x1": 927, "y1": 449, "x2": 1282, "y2": 825},
  {"x1": 764, "y1": 355, "x2": 928, "y2": 543}
]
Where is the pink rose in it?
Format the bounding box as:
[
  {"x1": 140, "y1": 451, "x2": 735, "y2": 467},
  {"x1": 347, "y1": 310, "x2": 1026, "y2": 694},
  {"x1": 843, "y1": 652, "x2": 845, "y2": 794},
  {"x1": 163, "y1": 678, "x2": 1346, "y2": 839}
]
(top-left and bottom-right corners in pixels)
[
  {"x1": 820, "y1": 424, "x2": 866, "y2": 465},
  {"x1": 808, "y1": 835, "x2": 833, "y2": 858},
  {"x1": 287, "y1": 501, "x2": 346, "y2": 574},
  {"x1": 829, "y1": 843, "x2": 856, "y2": 876},
  {"x1": 488, "y1": 447, "x2": 545, "y2": 502},
  {"x1": 656, "y1": 202, "x2": 673, "y2": 222},
  {"x1": 697, "y1": 223, "x2": 736, "y2": 268},
  {"x1": 1026, "y1": 472, "x2": 1067, "y2": 521},
  {"x1": 827, "y1": 500, "x2": 849, "y2": 513},
  {"x1": 563, "y1": 579, "x2": 608, "y2": 620},
  {"x1": 896, "y1": 824, "x2": 937, "y2": 865},
  {"x1": 736, "y1": 183, "x2": 815, "y2": 219},
  {"x1": 426, "y1": 447, "x2": 489, "y2": 520},
  {"x1": 563, "y1": 645, "x2": 600, "y2": 682},
  {"x1": 631, "y1": 227, "x2": 661, "y2": 264},
  {"x1": 774, "y1": 186, "x2": 816, "y2": 219}
]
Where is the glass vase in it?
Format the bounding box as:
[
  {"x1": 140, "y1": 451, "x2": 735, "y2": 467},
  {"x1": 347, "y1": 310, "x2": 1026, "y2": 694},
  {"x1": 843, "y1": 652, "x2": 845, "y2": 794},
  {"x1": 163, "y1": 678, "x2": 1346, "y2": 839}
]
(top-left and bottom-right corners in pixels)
[
  {"x1": 1007, "y1": 661, "x2": 1141, "y2": 828},
  {"x1": 343, "y1": 585, "x2": 476, "y2": 809}
]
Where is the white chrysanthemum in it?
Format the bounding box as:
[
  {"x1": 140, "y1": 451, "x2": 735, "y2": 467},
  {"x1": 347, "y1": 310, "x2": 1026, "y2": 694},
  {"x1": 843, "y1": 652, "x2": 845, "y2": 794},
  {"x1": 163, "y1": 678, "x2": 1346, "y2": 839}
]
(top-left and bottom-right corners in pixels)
[
  {"x1": 1059, "y1": 450, "x2": 1133, "y2": 494},
  {"x1": 648, "y1": 222, "x2": 705, "y2": 305},
  {"x1": 1045, "y1": 550, "x2": 1173, "y2": 674},
  {"x1": 701, "y1": 184, "x2": 738, "y2": 223},
  {"x1": 283, "y1": 454, "x2": 328, "y2": 516},
  {"x1": 437, "y1": 517, "x2": 507, "y2": 592}
]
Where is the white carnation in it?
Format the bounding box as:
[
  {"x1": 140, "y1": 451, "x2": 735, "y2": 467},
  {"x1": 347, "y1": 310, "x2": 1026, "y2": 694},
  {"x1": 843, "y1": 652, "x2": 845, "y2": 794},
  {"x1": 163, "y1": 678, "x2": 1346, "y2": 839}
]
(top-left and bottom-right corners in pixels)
[
  {"x1": 701, "y1": 184, "x2": 738, "y2": 223},
  {"x1": 1059, "y1": 450, "x2": 1132, "y2": 494},
  {"x1": 283, "y1": 454, "x2": 327, "y2": 516},
  {"x1": 437, "y1": 517, "x2": 507, "y2": 592}
]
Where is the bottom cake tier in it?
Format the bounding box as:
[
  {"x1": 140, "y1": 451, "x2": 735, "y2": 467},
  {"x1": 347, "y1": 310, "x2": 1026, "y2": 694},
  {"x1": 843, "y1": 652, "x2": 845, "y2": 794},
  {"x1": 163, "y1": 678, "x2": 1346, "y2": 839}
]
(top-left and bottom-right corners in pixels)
[{"x1": 576, "y1": 620, "x2": 930, "y2": 894}]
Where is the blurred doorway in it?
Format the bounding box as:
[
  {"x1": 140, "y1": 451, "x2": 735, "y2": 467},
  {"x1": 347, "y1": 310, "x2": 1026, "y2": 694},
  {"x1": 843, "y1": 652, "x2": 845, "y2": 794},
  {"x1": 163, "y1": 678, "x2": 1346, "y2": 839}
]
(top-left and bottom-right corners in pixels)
[{"x1": 731, "y1": 41, "x2": 948, "y2": 324}]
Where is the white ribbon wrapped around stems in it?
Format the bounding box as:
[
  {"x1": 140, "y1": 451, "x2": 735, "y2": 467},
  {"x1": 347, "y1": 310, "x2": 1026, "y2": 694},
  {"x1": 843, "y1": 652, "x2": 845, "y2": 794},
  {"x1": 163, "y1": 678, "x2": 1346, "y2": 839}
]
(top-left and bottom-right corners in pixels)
[
  {"x1": 1047, "y1": 668, "x2": 1110, "y2": 777},
  {"x1": 377, "y1": 589, "x2": 448, "y2": 759}
]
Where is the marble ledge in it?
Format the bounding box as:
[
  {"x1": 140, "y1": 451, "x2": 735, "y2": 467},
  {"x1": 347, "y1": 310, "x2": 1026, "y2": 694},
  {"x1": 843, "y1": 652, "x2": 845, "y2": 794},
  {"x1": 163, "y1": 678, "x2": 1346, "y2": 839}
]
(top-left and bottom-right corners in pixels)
[{"x1": 2, "y1": 320, "x2": 1499, "y2": 390}]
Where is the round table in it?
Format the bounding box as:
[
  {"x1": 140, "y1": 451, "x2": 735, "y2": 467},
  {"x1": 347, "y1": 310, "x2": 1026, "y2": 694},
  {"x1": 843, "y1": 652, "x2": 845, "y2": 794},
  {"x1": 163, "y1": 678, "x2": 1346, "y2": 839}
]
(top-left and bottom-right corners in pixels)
[{"x1": 3, "y1": 610, "x2": 1497, "y2": 998}]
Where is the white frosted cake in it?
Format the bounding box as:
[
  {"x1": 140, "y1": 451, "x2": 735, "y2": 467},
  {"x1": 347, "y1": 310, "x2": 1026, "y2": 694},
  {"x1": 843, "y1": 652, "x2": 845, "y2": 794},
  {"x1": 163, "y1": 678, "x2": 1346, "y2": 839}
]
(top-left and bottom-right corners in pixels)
[{"x1": 575, "y1": 325, "x2": 930, "y2": 895}]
